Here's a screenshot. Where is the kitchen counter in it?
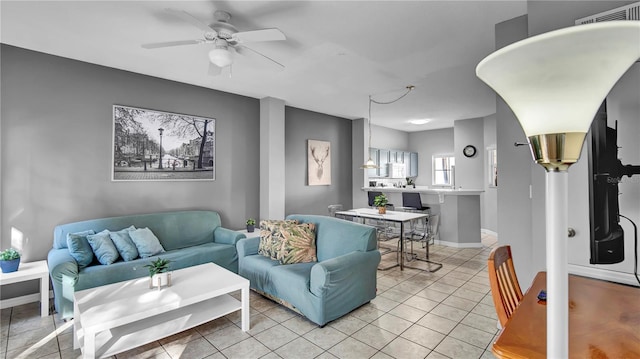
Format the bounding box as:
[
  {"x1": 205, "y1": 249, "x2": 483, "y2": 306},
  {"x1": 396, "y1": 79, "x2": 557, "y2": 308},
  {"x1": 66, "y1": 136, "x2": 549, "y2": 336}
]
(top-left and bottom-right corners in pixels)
[{"x1": 361, "y1": 186, "x2": 483, "y2": 248}]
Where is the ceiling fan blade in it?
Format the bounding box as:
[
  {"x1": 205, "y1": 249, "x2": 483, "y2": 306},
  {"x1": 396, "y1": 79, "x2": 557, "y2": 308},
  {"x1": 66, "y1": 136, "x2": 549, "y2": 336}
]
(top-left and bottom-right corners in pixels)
[
  {"x1": 141, "y1": 40, "x2": 202, "y2": 49},
  {"x1": 208, "y1": 63, "x2": 222, "y2": 76},
  {"x1": 236, "y1": 45, "x2": 284, "y2": 70},
  {"x1": 165, "y1": 8, "x2": 215, "y2": 33},
  {"x1": 233, "y1": 28, "x2": 286, "y2": 43}
]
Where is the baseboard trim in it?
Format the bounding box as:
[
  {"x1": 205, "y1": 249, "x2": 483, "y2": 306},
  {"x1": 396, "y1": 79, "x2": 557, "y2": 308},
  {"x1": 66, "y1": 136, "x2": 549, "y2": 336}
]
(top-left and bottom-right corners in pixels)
[
  {"x1": 481, "y1": 229, "x2": 498, "y2": 238},
  {"x1": 0, "y1": 290, "x2": 54, "y2": 310},
  {"x1": 435, "y1": 240, "x2": 484, "y2": 248},
  {"x1": 568, "y1": 264, "x2": 640, "y2": 287}
]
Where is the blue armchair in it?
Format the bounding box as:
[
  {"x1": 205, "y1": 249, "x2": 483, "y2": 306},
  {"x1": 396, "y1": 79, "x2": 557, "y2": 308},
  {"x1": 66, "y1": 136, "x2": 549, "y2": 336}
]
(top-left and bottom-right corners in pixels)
[{"x1": 236, "y1": 214, "x2": 381, "y2": 326}]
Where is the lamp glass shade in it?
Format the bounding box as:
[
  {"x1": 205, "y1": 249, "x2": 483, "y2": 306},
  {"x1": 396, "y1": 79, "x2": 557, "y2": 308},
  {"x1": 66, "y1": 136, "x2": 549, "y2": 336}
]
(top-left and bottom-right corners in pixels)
[
  {"x1": 208, "y1": 48, "x2": 233, "y2": 67},
  {"x1": 476, "y1": 21, "x2": 640, "y2": 137},
  {"x1": 360, "y1": 158, "x2": 379, "y2": 169}
]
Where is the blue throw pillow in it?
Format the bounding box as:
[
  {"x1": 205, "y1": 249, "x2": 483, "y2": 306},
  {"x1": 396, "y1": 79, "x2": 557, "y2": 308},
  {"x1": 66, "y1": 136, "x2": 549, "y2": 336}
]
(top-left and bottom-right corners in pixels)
[
  {"x1": 129, "y1": 227, "x2": 165, "y2": 258},
  {"x1": 87, "y1": 230, "x2": 120, "y2": 265},
  {"x1": 67, "y1": 230, "x2": 96, "y2": 268},
  {"x1": 110, "y1": 225, "x2": 139, "y2": 261}
]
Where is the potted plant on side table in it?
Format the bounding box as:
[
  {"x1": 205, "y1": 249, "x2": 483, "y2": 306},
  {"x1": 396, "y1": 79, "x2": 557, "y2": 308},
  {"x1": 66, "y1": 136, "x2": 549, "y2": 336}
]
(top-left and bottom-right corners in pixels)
[
  {"x1": 373, "y1": 194, "x2": 389, "y2": 214},
  {"x1": 246, "y1": 218, "x2": 256, "y2": 233},
  {"x1": 0, "y1": 248, "x2": 21, "y2": 273},
  {"x1": 145, "y1": 257, "x2": 172, "y2": 290}
]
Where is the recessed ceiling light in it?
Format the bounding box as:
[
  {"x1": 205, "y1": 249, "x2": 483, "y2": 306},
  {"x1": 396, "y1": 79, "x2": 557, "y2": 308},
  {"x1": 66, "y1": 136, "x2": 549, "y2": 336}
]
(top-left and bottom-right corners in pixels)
[{"x1": 409, "y1": 119, "x2": 431, "y2": 125}]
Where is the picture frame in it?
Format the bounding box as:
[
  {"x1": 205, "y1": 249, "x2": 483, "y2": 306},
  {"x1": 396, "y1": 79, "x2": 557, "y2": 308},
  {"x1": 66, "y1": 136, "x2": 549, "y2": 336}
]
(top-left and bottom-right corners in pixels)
[
  {"x1": 307, "y1": 139, "x2": 331, "y2": 186},
  {"x1": 112, "y1": 105, "x2": 215, "y2": 181}
]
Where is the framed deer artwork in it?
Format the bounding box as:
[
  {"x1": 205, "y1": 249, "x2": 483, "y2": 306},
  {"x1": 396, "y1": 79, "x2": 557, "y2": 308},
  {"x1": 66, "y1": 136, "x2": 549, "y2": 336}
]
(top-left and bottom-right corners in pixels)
[{"x1": 307, "y1": 139, "x2": 331, "y2": 186}]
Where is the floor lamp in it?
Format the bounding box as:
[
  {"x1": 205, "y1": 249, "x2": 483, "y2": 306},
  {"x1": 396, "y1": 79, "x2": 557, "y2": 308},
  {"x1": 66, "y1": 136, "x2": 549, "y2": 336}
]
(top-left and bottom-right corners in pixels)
[{"x1": 476, "y1": 21, "x2": 640, "y2": 358}]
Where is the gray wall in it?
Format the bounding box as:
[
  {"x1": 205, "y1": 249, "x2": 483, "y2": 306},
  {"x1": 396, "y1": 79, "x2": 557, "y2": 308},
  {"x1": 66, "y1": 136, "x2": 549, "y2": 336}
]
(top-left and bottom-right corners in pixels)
[
  {"x1": 454, "y1": 117, "x2": 484, "y2": 190},
  {"x1": 494, "y1": 14, "x2": 535, "y2": 285},
  {"x1": 408, "y1": 128, "x2": 454, "y2": 186},
  {"x1": 284, "y1": 107, "x2": 353, "y2": 216},
  {"x1": 371, "y1": 125, "x2": 409, "y2": 150},
  {"x1": 1, "y1": 44, "x2": 260, "y2": 266}
]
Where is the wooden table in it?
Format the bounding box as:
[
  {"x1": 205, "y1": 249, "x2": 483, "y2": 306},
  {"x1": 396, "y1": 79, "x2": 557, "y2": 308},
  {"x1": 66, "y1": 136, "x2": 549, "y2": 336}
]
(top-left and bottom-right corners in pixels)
[
  {"x1": 492, "y1": 271, "x2": 640, "y2": 359},
  {"x1": 335, "y1": 208, "x2": 441, "y2": 272}
]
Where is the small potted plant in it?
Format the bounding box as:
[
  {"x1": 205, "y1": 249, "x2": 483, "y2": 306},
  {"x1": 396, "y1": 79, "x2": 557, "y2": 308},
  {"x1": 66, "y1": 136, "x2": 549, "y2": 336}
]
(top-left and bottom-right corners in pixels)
[
  {"x1": 144, "y1": 257, "x2": 172, "y2": 290},
  {"x1": 0, "y1": 248, "x2": 21, "y2": 273},
  {"x1": 246, "y1": 218, "x2": 256, "y2": 233},
  {"x1": 406, "y1": 177, "x2": 416, "y2": 188},
  {"x1": 373, "y1": 194, "x2": 389, "y2": 214}
]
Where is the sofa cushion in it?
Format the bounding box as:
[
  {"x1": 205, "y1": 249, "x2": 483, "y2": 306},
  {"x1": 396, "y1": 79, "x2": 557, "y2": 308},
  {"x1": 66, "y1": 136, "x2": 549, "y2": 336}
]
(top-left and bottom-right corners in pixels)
[
  {"x1": 109, "y1": 225, "x2": 139, "y2": 261},
  {"x1": 278, "y1": 223, "x2": 317, "y2": 265},
  {"x1": 258, "y1": 219, "x2": 298, "y2": 260},
  {"x1": 238, "y1": 254, "x2": 281, "y2": 295},
  {"x1": 129, "y1": 228, "x2": 165, "y2": 258},
  {"x1": 75, "y1": 242, "x2": 236, "y2": 291},
  {"x1": 87, "y1": 230, "x2": 120, "y2": 265},
  {"x1": 66, "y1": 230, "x2": 96, "y2": 268}
]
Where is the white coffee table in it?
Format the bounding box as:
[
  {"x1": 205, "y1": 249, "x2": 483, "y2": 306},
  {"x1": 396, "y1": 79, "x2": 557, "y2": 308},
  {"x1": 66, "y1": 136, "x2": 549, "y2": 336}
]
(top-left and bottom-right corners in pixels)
[{"x1": 73, "y1": 262, "x2": 249, "y2": 359}]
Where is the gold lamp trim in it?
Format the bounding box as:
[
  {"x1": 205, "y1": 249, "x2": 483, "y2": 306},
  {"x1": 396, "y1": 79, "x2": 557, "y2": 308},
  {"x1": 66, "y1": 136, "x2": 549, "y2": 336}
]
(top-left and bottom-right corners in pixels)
[{"x1": 527, "y1": 132, "x2": 587, "y2": 172}]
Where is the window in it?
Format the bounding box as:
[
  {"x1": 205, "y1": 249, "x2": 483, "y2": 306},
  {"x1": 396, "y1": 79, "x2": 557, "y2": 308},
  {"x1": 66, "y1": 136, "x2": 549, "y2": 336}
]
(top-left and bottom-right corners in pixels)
[
  {"x1": 488, "y1": 147, "x2": 498, "y2": 187},
  {"x1": 433, "y1": 155, "x2": 455, "y2": 186}
]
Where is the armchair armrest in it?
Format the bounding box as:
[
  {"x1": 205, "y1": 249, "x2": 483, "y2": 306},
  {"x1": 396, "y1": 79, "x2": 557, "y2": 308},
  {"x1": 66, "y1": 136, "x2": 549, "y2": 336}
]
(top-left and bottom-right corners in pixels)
[
  {"x1": 214, "y1": 227, "x2": 244, "y2": 245},
  {"x1": 310, "y1": 250, "x2": 381, "y2": 298},
  {"x1": 47, "y1": 248, "x2": 79, "y2": 319},
  {"x1": 236, "y1": 236, "x2": 260, "y2": 258}
]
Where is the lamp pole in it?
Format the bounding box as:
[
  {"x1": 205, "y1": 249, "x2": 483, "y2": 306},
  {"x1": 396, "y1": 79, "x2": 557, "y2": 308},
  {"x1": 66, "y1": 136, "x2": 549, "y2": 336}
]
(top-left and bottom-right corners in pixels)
[{"x1": 158, "y1": 128, "x2": 164, "y2": 169}]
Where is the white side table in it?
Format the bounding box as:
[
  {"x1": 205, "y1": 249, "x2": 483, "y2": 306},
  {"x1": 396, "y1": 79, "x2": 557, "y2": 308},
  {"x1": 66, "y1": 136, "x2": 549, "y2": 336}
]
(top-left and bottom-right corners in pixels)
[
  {"x1": 236, "y1": 229, "x2": 261, "y2": 239},
  {"x1": 0, "y1": 260, "x2": 49, "y2": 317}
]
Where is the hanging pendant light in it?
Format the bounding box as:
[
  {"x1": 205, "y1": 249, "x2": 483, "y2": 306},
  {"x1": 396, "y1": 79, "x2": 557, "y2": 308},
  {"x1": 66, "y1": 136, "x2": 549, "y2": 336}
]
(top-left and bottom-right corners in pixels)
[{"x1": 360, "y1": 86, "x2": 415, "y2": 169}]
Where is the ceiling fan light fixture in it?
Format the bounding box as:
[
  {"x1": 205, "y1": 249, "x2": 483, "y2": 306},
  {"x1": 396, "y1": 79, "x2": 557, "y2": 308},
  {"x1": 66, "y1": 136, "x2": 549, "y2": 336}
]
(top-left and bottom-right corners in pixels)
[{"x1": 208, "y1": 47, "x2": 233, "y2": 67}]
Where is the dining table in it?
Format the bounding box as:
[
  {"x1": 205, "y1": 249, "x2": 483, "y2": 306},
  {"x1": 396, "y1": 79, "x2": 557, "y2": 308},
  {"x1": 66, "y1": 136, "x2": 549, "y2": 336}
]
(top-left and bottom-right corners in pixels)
[
  {"x1": 334, "y1": 207, "x2": 442, "y2": 272},
  {"x1": 492, "y1": 271, "x2": 640, "y2": 359}
]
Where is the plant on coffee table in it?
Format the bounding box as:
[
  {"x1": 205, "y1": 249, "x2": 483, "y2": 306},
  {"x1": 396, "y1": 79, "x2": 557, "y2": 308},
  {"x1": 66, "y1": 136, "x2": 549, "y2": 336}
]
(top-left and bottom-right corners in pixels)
[{"x1": 145, "y1": 258, "x2": 172, "y2": 289}]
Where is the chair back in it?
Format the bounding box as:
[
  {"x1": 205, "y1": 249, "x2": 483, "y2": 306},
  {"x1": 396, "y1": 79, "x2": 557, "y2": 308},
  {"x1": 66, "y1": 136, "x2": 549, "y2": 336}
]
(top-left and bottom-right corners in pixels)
[
  {"x1": 488, "y1": 245, "x2": 524, "y2": 327},
  {"x1": 368, "y1": 191, "x2": 382, "y2": 207},
  {"x1": 402, "y1": 192, "x2": 423, "y2": 209},
  {"x1": 327, "y1": 204, "x2": 343, "y2": 217}
]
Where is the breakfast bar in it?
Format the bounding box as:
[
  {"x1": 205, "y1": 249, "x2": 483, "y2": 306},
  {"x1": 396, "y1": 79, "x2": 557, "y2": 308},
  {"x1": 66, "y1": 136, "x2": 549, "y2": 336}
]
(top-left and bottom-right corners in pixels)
[{"x1": 363, "y1": 186, "x2": 483, "y2": 247}]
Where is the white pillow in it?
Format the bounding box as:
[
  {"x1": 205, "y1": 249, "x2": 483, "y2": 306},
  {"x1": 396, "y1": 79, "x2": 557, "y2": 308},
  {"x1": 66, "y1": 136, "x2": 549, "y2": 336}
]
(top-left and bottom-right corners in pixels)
[{"x1": 129, "y1": 227, "x2": 165, "y2": 258}]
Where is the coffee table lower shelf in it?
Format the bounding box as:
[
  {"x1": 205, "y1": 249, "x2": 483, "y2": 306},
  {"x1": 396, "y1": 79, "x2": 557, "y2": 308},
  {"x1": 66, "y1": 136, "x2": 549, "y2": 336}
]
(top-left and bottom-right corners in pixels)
[{"x1": 76, "y1": 294, "x2": 240, "y2": 358}]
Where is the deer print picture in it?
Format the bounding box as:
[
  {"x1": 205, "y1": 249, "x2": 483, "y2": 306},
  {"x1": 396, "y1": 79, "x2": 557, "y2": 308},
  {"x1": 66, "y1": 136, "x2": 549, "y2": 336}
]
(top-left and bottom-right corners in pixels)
[{"x1": 307, "y1": 140, "x2": 331, "y2": 185}]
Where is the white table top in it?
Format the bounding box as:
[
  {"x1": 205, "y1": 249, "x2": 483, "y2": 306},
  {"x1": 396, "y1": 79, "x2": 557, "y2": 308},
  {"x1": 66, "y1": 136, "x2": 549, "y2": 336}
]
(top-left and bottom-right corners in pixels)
[
  {"x1": 74, "y1": 262, "x2": 248, "y2": 331},
  {"x1": 336, "y1": 208, "x2": 428, "y2": 222},
  {"x1": 0, "y1": 260, "x2": 48, "y2": 284}
]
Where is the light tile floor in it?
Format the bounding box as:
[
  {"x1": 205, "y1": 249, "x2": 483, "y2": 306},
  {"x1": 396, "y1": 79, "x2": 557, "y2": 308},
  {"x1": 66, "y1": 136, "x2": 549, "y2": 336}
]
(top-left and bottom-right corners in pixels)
[{"x1": 0, "y1": 234, "x2": 500, "y2": 359}]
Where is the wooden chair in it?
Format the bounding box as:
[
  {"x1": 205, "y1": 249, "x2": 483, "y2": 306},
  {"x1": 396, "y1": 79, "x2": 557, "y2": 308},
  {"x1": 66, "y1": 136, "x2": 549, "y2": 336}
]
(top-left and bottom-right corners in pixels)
[{"x1": 488, "y1": 245, "x2": 524, "y2": 327}]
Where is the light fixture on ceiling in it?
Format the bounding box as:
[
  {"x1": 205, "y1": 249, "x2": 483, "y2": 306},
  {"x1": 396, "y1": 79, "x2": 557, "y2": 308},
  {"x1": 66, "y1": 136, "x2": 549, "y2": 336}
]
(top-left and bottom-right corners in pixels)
[
  {"x1": 476, "y1": 21, "x2": 640, "y2": 358},
  {"x1": 360, "y1": 85, "x2": 415, "y2": 169},
  {"x1": 409, "y1": 119, "x2": 431, "y2": 125},
  {"x1": 208, "y1": 40, "x2": 234, "y2": 68}
]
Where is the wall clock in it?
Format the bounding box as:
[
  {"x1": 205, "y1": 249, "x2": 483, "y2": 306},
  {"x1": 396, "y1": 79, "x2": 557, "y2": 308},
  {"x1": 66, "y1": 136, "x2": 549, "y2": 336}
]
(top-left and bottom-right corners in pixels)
[{"x1": 463, "y1": 145, "x2": 477, "y2": 158}]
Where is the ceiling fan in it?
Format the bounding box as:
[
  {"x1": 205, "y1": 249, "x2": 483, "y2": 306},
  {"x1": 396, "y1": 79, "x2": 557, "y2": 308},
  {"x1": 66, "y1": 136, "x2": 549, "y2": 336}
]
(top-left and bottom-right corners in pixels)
[{"x1": 142, "y1": 9, "x2": 286, "y2": 75}]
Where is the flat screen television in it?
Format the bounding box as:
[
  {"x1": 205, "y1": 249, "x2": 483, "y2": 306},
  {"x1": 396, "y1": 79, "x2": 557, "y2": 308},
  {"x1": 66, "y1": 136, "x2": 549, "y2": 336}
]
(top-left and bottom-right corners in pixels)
[{"x1": 587, "y1": 102, "x2": 625, "y2": 264}]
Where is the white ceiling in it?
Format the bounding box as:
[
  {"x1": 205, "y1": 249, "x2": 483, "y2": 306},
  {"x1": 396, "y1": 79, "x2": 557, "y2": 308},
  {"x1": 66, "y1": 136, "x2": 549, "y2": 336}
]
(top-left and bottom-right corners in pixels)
[{"x1": 0, "y1": 1, "x2": 527, "y2": 132}]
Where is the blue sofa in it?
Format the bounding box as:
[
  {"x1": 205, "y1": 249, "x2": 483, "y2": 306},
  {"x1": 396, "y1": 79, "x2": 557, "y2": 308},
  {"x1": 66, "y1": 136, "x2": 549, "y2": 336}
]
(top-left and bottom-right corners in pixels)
[
  {"x1": 48, "y1": 210, "x2": 242, "y2": 320},
  {"x1": 236, "y1": 214, "x2": 381, "y2": 326}
]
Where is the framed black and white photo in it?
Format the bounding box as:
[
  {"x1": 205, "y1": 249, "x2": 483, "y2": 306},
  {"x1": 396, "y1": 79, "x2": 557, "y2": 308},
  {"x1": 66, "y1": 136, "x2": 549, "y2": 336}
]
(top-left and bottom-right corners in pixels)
[
  {"x1": 307, "y1": 139, "x2": 331, "y2": 186},
  {"x1": 112, "y1": 105, "x2": 215, "y2": 181}
]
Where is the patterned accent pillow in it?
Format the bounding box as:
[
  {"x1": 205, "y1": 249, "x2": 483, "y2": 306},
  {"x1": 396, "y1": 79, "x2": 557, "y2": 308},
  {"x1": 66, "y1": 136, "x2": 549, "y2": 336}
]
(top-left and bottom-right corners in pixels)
[
  {"x1": 277, "y1": 222, "x2": 317, "y2": 265},
  {"x1": 259, "y1": 219, "x2": 298, "y2": 260}
]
